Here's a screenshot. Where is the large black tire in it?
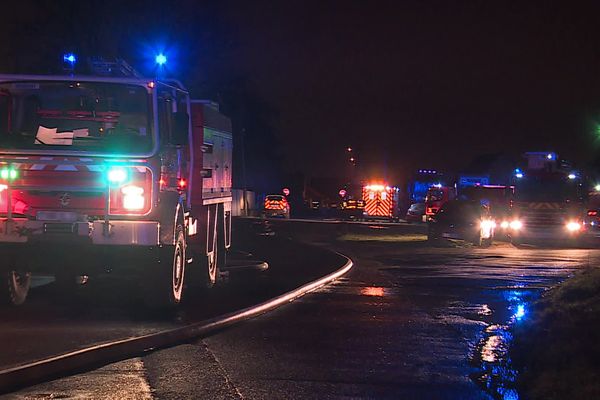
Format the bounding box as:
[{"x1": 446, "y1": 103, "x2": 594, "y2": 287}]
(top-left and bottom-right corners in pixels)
[
  {"x1": 2, "y1": 269, "x2": 31, "y2": 306},
  {"x1": 170, "y1": 227, "x2": 186, "y2": 304},
  {"x1": 144, "y1": 225, "x2": 186, "y2": 308},
  {"x1": 510, "y1": 236, "x2": 522, "y2": 248},
  {"x1": 427, "y1": 226, "x2": 440, "y2": 244},
  {"x1": 471, "y1": 231, "x2": 482, "y2": 247},
  {"x1": 204, "y1": 206, "x2": 227, "y2": 287}
]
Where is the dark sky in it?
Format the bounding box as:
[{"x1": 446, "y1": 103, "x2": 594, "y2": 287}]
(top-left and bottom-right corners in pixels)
[
  {"x1": 3, "y1": 1, "x2": 600, "y2": 184},
  {"x1": 219, "y1": 1, "x2": 600, "y2": 182}
]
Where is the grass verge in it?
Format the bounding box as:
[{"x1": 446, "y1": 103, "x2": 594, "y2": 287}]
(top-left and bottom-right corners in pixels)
[{"x1": 511, "y1": 267, "x2": 600, "y2": 399}]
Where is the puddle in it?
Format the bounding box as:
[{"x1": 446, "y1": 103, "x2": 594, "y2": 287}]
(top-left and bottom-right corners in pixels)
[{"x1": 470, "y1": 287, "x2": 540, "y2": 400}]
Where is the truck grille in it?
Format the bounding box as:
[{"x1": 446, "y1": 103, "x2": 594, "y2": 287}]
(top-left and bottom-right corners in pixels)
[{"x1": 516, "y1": 204, "x2": 565, "y2": 227}]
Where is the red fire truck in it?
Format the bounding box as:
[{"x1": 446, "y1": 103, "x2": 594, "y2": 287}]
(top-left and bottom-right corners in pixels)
[
  {"x1": 425, "y1": 185, "x2": 456, "y2": 217},
  {"x1": 0, "y1": 68, "x2": 232, "y2": 306},
  {"x1": 362, "y1": 183, "x2": 400, "y2": 221}
]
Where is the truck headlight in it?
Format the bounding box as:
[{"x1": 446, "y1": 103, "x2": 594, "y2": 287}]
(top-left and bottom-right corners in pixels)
[
  {"x1": 480, "y1": 220, "x2": 496, "y2": 230},
  {"x1": 566, "y1": 221, "x2": 581, "y2": 232},
  {"x1": 122, "y1": 185, "x2": 145, "y2": 210},
  {"x1": 509, "y1": 220, "x2": 522, "y2": 230},
  {"x1": 480, "y1": 219, "x2": 496, "y2": 238}
]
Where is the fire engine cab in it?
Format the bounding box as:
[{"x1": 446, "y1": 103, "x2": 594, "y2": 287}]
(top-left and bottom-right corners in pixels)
[
  {"x1": 0, "y1": 61, "x2": 232, "y2": 306},
  {"x1": 425, "y1": 185, "x2": 456, "y2": 217}
]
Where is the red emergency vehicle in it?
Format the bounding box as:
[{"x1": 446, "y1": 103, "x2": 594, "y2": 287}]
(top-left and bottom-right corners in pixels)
[
  {"x1": 425, "y1": 185, "x2": 456, "y2": 217},
  {"x1": 362, "y1": 183, "x2": 400, "y2": 221},
  {"x1": 263, "y1": 194, "x2": 290, "y2": 218},
  {"x1": 0, "y1": 68, "x2": 232, "y2": 306}
]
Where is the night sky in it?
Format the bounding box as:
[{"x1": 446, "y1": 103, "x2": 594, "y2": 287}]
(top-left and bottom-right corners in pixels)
[{"x1": 3, "y1": 1, "x2": 600, "y2": 187}]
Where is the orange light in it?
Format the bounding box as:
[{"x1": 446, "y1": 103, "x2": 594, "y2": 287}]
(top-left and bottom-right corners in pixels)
[
  {"x1": 361, "y1": 287, "x2": 385, "y2": 297},
  {"x1": 178, "y1": 178, "x2": 187, "y2": 188}
]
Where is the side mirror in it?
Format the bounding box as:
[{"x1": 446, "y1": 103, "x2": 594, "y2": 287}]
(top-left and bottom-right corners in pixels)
[{"x1": 172, "y1": 112, "x2": 189, "y2": 145}]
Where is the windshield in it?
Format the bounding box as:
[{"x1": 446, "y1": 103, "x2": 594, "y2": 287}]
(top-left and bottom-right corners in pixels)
[
  {"x1": 514, "y1": 177, "x2": 581, "y2": 202},
  {"x1": 0, "y1": 81, "x2": 153, "y2": 155},
  {"x1": 439, "y1": 201, "x2": 481, "y2": 219},
  {"x1": 426, "y1": 189, "x2": 444, "y2": 202}
]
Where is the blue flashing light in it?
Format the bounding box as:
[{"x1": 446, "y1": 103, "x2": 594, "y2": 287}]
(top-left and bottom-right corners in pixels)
[
  {"x1": 155, "y1": 53, "x2": 167, "y2": 66},
  {"x1": 108, "y1": 167, "x2": 128, "y2": 184},
  {"x1": 514, "y1": 168, "x2": 523, "y2": 179},
  {"x1": 63, "y1": 53, "x2": 77, "y2": 65}
]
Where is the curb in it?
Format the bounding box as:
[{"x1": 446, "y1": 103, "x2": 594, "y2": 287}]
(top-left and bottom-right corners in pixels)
[{"x1": 0, "y1": 254, "x2": 353, "y2": 394}]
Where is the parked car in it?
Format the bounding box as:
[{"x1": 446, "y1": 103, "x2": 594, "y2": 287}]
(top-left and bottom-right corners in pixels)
[
  {"x1": 405, "y1": 202, "x2": 425, "y2": 223},
  {"x1": 263, "y1": 195, "x2": 290, "y2": 218},
  {"x1": 427, "y1": 200, "x2": 495, "y2": 247}
]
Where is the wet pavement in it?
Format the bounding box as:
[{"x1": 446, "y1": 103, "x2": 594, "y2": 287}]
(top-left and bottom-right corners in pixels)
[
  {"x1": 0, "y1": 220, "x2": 346, "y2": 372},
  {"x1": 5, "y1": 219, "x2": 600, "y2": 399}
]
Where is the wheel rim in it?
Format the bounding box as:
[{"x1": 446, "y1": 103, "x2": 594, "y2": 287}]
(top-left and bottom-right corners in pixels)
[
  {"x1": 7, "y1": 270, "x2": 31, "y2": 305},
  {"x1": 10, "y1": 271, "x2": 29, "y2": 289},
  {"x1": 207, "y1": 251, "x2": 217, "y2": 284},
  {"x1": 172, "y1": 238, "x2": 185, "y2": 302}
]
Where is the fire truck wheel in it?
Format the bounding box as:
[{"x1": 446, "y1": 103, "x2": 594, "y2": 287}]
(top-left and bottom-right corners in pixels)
[
  {"x1": 481, "y1": 237, "x2": 493, "y2": 248},
  {"x1": 427, "y1": 225, "x2": 439, "y2": 244},
  {"x1": 204, "y1": 206, "x2": 227, "y2": 288},
  {"x1": 206, "y1": 229, "x2": 223, "y2": 287},
  {"x1": 471, "y1": 232, "x2": 483, "y2": 247},
  {"x1": 170, "y1": 227, "x2": 186, "y2": 304},
  {"x1": 2, "y1": 269, "x2": 31, "y2": 306},
  {"x1": 144, "y1": 225, "x2": 186, "y2": 308}
]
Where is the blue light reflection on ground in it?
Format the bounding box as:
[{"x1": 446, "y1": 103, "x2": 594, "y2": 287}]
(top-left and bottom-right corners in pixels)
[{"x1": 473, "y1": 286, "x2": 538, "y2": 400}]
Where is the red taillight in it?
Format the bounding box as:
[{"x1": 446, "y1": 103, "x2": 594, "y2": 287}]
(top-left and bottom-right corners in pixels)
[{"x1": 588, "y1": 210, "x2": 598, "y2": 216}]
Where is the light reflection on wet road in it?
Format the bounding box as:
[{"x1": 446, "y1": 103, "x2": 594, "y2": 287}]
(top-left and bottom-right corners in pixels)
[
  {"x1": 373, "y1": 244, "x2": 591, "y2": 400},
  {"x1": 269, "y1": 221, "x2": 599, "y2": 399}
]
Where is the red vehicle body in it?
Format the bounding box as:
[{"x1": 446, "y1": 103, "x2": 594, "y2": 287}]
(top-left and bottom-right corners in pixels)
[
  {"x1": 506, "y1": 153, "x2": 586, "y2": 243},
  {"x1": 264, "y1": 194, "x2": 290, "y2": 218},
  {"x1": 425, "y1": 186, "x2": 456, "y2": 216},
  {"x1": 362, "y1": 184, "x2": 400, "y2": 221},
  {"x1": 0, "y1": 72, "x2": 232, "y2": 306}
]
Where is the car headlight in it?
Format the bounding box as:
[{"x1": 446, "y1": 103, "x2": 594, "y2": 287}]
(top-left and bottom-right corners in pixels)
[
  {"x1": 566, "y1": 221, "x2": 581, "y2": 232},
  {"x1": 500, "y1": 221, "x2": 510, "y2": 229},
  {"x1": 509, "y1": 220, "x2": 523, "y2": 230}
]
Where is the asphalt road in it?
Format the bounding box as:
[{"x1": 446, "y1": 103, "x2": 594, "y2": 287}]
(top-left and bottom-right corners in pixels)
[
  {"x1": 5, "y1": 219, "x2": 600, "y2": 399},
  {"x1": 0, "y1": 220, "x2": 345, "y2": 374}
]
